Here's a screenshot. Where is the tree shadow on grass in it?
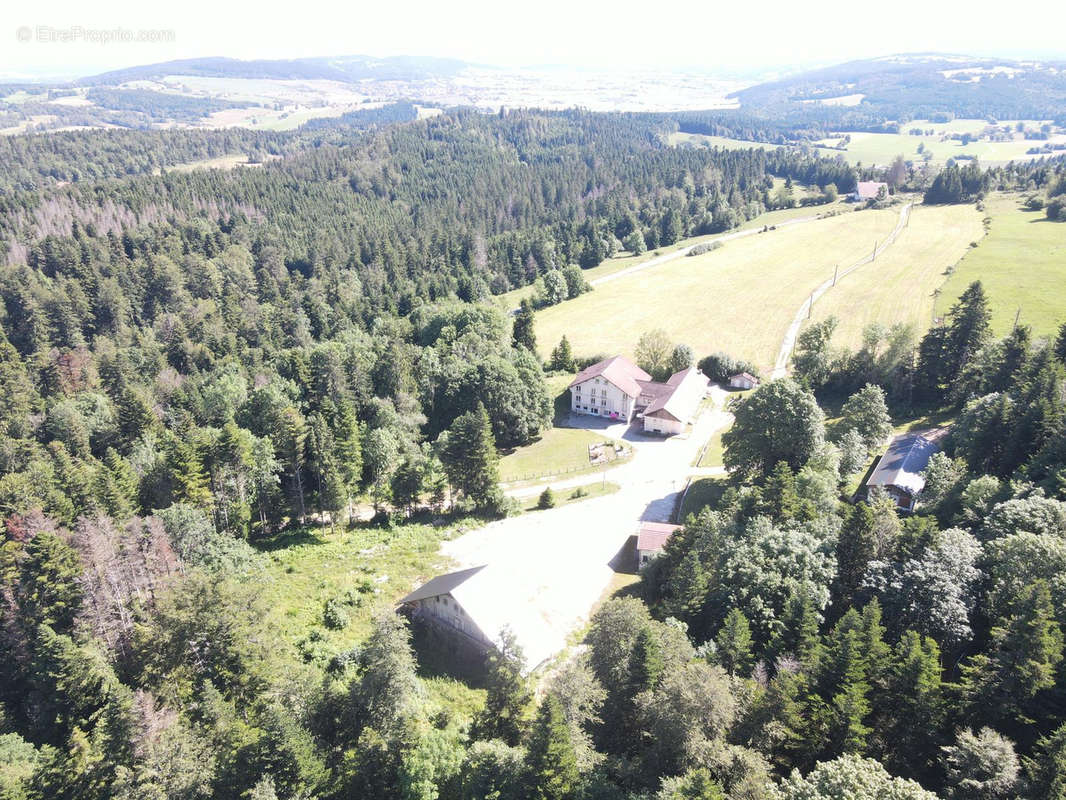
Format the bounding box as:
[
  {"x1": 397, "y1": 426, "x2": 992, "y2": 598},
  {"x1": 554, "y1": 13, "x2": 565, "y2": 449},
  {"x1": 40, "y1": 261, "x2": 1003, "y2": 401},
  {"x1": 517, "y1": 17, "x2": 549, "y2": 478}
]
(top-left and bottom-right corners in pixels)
[{"x1": 251, "y1": 527, "x2": 327, "y2": 553}]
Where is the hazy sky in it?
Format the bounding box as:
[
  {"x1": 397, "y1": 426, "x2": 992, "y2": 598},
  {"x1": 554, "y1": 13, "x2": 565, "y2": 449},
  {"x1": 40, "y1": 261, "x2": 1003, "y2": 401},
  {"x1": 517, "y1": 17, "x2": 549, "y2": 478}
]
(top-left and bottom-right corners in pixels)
[{"x1": 3, "y1": 0, "x2": 1066, "y2": 80}]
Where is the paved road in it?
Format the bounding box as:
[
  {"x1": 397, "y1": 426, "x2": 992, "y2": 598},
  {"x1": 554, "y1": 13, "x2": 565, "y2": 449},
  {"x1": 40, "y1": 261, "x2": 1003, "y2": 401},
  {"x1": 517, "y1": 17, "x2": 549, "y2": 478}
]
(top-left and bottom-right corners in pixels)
[
  {"x1": 770, "y1": 203, "x2": 913, "y2": 379},
  {"x1": 433, "y1": 402, "x2": 731, "y2": 670}
]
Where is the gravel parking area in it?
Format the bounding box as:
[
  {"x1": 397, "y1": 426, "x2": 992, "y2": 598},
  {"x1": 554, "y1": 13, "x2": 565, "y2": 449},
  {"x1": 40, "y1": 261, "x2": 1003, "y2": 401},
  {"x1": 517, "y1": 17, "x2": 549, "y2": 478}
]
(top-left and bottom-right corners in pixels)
[{"x1": 438, "y1": 405, "x2": 728, "y2": 669}]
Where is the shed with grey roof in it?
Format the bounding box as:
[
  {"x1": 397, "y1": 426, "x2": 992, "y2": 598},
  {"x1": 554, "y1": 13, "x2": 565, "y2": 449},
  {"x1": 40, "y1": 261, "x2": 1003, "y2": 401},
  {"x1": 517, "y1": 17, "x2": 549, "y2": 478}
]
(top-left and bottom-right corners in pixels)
[{"x1": 865, "y1": 432, "x2": 940, "y2": 511}]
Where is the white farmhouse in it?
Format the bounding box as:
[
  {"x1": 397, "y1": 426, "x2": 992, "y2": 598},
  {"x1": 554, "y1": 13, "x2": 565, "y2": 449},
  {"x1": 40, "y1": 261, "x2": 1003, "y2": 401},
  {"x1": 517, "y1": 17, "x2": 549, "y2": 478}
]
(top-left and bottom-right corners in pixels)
[
  {"x1": 568, "y1": 355, "x2": 649, "y2": 422},
  {"x1": 568, "y1": 355, "x2": 709, "y2": 435}
]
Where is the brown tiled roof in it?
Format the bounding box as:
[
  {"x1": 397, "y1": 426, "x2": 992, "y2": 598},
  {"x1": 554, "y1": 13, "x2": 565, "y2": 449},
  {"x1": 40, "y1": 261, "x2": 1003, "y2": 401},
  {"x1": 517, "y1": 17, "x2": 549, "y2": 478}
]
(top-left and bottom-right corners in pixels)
[
  {"x1": 568, "y1": 355, "x2": 650, "y2": 398},
  {"x1": 637, "y1": 522, "x2": 681, "y2": 552}
]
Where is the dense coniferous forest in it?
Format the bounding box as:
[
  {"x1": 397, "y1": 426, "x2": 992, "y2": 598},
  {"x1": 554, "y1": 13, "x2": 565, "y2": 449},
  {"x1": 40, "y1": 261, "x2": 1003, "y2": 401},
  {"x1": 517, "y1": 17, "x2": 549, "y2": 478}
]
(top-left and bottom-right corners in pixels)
[{"x1": 1, "y1": 104, "x2": 1066, "y2": 800}]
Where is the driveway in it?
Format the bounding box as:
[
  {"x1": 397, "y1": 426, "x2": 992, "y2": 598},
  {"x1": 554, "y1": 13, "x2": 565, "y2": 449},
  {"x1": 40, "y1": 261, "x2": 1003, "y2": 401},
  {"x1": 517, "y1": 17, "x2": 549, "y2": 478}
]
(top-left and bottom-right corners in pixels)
[{"x1": 434, "y1": 402, "x2": 730, "y2": 669}]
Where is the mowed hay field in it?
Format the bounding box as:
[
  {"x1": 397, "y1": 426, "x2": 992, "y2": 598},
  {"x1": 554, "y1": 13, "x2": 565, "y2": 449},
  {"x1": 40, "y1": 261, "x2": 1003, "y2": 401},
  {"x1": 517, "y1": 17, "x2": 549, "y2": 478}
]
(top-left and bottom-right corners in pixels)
[
  {"x1": 534, "y1": 207, "x2": 906, "y2": 373},
  {"x1": 671, "y1": 120, "x2": 1064, "y2": 166},
  {"x1": 813, "y1": 131, "x2": 1066, "y2": 167},
  {"x1": 937, "y1": 194, "x2": 1066, "y2": 339},
  {"x1": 808, "y1": 204, "x2": 984, "y2": 350}
]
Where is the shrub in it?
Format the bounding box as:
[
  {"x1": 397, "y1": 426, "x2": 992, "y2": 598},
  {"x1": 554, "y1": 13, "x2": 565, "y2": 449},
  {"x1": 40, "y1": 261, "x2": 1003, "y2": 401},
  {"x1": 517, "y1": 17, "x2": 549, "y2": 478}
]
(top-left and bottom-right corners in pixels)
[
  {"x1": 323, "y1": 598, "x2": 351, "y2": 630},
  {"x1": 538, "y1": 487, "x2": 556, "y2": 509},
  {"x1": 687, "y1": 241, "x2": 723, "y2": 257},
  {"x1": 698, "y1": 352, "x2": 761, "y2": 384}
]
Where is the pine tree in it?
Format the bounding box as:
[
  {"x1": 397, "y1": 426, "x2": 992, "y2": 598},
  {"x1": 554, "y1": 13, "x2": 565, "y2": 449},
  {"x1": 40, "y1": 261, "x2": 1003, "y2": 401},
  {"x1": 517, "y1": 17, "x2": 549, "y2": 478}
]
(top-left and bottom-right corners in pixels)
[
  {"x1": 549, "y1": 336, "x2": 575, "y2": 372},
  {"x1": 390, "y1": 456, "x2": 426, "y2": 516},
  {"x1": 666, "y1": 550, "x2": 708, "y2": 625},
  {"x1": 716, "y1": 608, "x2": 754, "y2": 677},
  {"x1": 1054, "y1": 322, "x2": 1066, "y2": 366},
  {"x1": 115, "y1": 388, "x2": 155, "y2": 445},
  {"x1": 945, "y1": 281, "x2": 992, "y2": 386},
  {"x1": 760, "y1": 461, "x2": 803, "y2": 522},
  {"x1": 99, "y1": 448, "x2": 138, "y2": 519},
  {"x1": 833, "y1": 503, "x2": 876, "y2": 609},
  {"x1": 821, "y1": 610, "x2": 872, "y2": 757},
  {"x1": 439, "y1": 403, "x2": 500, "y2": 511},
  {"x1": 513, "y1": 299, "x2": 537, "y2": 353},
  {"x1": 963, "y1": 580, "x2": 1064, "y2": 728},
  {"x1": 883, "y1": 630, "x2": 944, "y2": 781},
  {"x1": 525, "y1": 695, "x2": 579, "y2": 800},
  {"x1": 18, "y1": 531, "x2": 84, "y2": 633},
  {"x1": 334, "y1": 400, "x2": 364, "y2": 503},
  {"x1": 474, "y1": 628, "x2": 531, "y2": 747},
  {"x1": 169, "y1": 438, "x2": 212, "y2": 511},
  {"x1": 307, "y1": 413, "x2": 345, "y2": 528},
  {"x1": 768, "y1": 592, "x2": 823, "y2": 672},
  {"x1": 276, "y1": 407, "x2": 308, "y2": 524},
  {"x1": 1026, "y1": 722, "x2": 1066, "y2": 800}
]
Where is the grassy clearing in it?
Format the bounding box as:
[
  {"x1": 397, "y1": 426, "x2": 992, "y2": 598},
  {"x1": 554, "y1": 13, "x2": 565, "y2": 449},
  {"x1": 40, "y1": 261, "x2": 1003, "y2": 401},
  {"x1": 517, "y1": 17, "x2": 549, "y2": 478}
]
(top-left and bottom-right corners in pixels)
[
  {"x1": 534, "y1": 207, "x2": 901, "y2": 373},
  {"x1": 697, "y1": 421, "x2": 733, "y2": 468},
  {"x1": 812, "y1": 131, "x2": 1064, "y2": 166},
  {"x1": 668, "y1": 132, "x2": 783, "y2": 151},
  {"x1": 499, "y1": 426, "x2": 630, "y2": 482},
  {"x1": 679, "y1": 476, "x2": 729, "y2": 521},
  {"x1": 937, "y1": 194, "x2": 1066, "y2": 340},
  {"x1": 520, "y1": 481, "x2": 621, "y2": 512},
  {"x1": 672, "y1": 120, "x2": 1064, "y2": 166},
  {"x1": 254, "y1": 519, "x2": 469, "y2": 650},
  {"x1": 807, "y1": 203, "x2": 984, "y2": 352},
  {"x1": 493, "y1": 203, "x2": 832, "y2": 312},
  {"x1": 156, "y1": 153, "x2": 255, "y2": 174}
]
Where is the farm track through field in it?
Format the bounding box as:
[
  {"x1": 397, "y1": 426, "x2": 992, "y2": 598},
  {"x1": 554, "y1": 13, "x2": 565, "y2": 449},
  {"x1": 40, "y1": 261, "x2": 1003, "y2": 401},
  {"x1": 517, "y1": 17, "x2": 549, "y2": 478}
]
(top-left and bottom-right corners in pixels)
[{"x1": 771, "y1": 203, "x2": 913, "y2": 379}]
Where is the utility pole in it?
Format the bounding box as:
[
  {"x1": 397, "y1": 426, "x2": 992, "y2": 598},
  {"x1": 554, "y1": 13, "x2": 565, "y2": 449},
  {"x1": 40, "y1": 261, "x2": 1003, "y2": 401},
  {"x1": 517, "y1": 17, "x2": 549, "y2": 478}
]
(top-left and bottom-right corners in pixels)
[
  {"x1": 807, "y1": 291, "x2": 814, "y2": 319},
  {"x1": 1013, "y1": 307, "x2": 1022, "y2": 329},
  {"x1": 833, "y1": 264, "x2": 839, "y2": 286},
  {"x1": 872, "y1": 241, "x2": 878, "y2": 260}
]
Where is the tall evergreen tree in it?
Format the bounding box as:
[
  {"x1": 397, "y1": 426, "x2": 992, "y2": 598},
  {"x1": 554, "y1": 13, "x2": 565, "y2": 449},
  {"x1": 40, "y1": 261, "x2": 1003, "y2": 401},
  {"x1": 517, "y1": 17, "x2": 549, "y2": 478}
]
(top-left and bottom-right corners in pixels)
[
  {"x1": 549, "y1": 336, "x2": 575, "y2": 373},
  {"x1": 963, "y1": 580, "x2": 1064, "y2": 729},
  {"x1": 439, "y1": 403, "x2": 501, "y2": 511},
  {"x1": 512, "y1": 299, "x2": 537, "y2": 353},
  {"x1": 716, "y1": 608, "x2": 754, "y2": 677},
  {"x1": 525, "y1": 695, "x2": 579, "y2": 800},
  {"x1": 882, "y1": 630, "x2": 944, "y2": 781},
  {"x1": 474, "y1": 628, "x2": 531, "y2": 747}
]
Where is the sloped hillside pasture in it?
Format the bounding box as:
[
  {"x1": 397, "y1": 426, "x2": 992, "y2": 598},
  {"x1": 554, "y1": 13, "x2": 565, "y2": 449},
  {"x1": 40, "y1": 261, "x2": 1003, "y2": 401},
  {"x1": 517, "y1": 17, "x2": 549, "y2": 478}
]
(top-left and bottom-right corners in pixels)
[
  {"x1": 807, "y1": 203, "x2": 985, "y2": 350},
  {"x1": 938, "y1": 193, "x2": 1066, "y2": 339},
  {"x1": 533, "y1": 205, "x2": 955, "y2": 372}
]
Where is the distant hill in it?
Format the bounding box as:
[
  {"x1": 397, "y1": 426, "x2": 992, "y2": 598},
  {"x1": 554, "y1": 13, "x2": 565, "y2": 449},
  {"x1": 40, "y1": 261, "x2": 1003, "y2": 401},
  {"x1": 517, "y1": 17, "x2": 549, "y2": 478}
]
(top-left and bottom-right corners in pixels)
[
  {"x1": 77, "y1": 54, "x2": 472, "y2": 86},
  {"x1": 731, "y1": 53, "x2": 1066, "y2": 121}
]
